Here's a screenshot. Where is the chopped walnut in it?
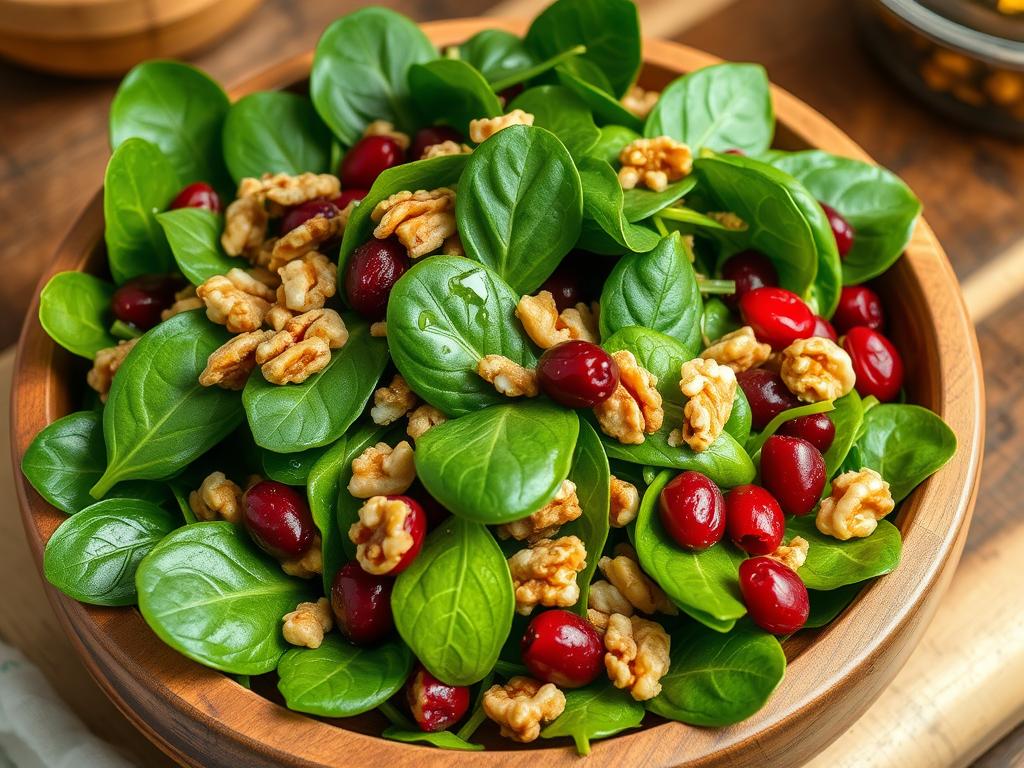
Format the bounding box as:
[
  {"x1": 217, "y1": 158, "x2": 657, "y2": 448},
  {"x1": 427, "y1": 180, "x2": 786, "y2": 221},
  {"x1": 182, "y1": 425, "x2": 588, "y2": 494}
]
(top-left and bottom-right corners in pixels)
[
  {"x1": 622, "y1": 85, "x2": 660, "y2": 119},
  {"x1": 701, "y1": 326, "x2": 772, "y2": 373},
  {"x1": 477, "y1": 354, "x2": 539, "y2": 398},
  {"x1": 281, "y1": 598, "x2": 333, "y2": 649},
  {"x1": 371, "y1": 188, "x2": 456, "y2": 259},
  {"x1": 349, "y1": 496, "x2": 417, "y2": 575},
  {"x1": 497, "y1": 480, "x2": 582, "y2": 542},
  {"x1": 199, "y1": 330, "x2": 274, "y2": 390},
  {"x1": 421, "y1": 140, "x2": 472, "y2": 160},
  {"x1": 603, "y1": 613, "x2": 671, "y2": 701},
  {"x1": 371, "y1": 374, "x2": 418, "y2": 426},
  {"x1": 780, "y1": 336, "x2": 856, "y2": 403},
  {"x1": 188, "y1": 471, "x2": 243, "y2": 523},
  {"x1": 768, "y1": 536, "x2": 809, "y2": 571},
  {"x1": 281, "y1": 537, "x2": 324, "y2": 579},
  {"x1": 515, "y1": 291, "x2": 598, "y2": 349},
  {"x1": 816, "y1": 468, "x2": 895, "y2": 540},
  {"x1": 618, "y1": 136, "x2": 693, "y2": 192},
  {"x1": 588, "y1": 608, "x2": 611, "y2": 635},
  {"x1": 161, "y1": 285, "x2": 203, "y2": 321},
  {"x1": 407, "y1": 404, "x2": 447, "y2": 441},
  {"x1": 442, "y1": 232, "x2": 464, "y2": 257},
  {"x1": 508, "y1": 536, "x2": 587, "y2": 615},
  {"x1": 362, "y1": 120, "x2": 411, "y2": 150},
  {"x1": 265, "y1": 303, "x2": 295, "y2": 331},
  {"x1": 222, "y1": 196, "x2": 268, "y2": 257},
  {"x1": 469, "y1": 109, "x2": 535, "y2": 144},
  {"x1": 269, "y1": 213, "x2": 344, "y2": 271},
  {"x1": 588, "y1": 580, "x2": 634, "y2": 617},
  {"x1": 249, "y1": 237, "x2": 278, "y2": 270},
  {"x1": 256, "y1": 309, "x2": 349, "y2": 385},
  {"x1": 239, "y1": 172, "x2": 341, "y2": 209},
  {"x1": 86, "y1": 339, "x2": 138, "y2": 402},
  {"x1": 598, "y1": 553, "x2": 677, "y2": 616},
  {"x1": 347, "y1": 441, "x2": 416, "y2": 498},
  {"x1": 594, "y1": 351, "x2": 663, "y2": 445},
  {"x1": 196, "y1": 268, "x2": 275, "y2": 333},
  {"x1": 609, "y1": 475, "x2": 640, "y2": 527},
  {"x1": 706, "y1": 211, "x2": 748, "y2": 231},
  {"x1": 370, "y1": 321, "x2": 388, "y2": 338},
  {"x1": 669, "y1": 357, "x2": 736, "y2": 452},
  {"x1": 277, "y1": 252, "x2": 337, "y2": 312},
  {"x1": 594, "y1": 384, "x2": 645, "y2": 445},
  {"x1": 482, "y1": 677, "x2": 565, "y2": 743}
]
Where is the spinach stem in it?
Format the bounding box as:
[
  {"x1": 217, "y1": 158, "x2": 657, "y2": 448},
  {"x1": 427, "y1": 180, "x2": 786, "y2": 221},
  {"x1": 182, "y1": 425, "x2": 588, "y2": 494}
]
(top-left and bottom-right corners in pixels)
[
  {"x1": 696, "y1": 277, "x2": 737, "y2": 295},
  {"x1": 455, "y1": 705, "x2": 488, "y2": 741},
  {"x1": 489, "y1": 44, "x2": 587, "y2": 93},
  {"x1": 653, "y1": 215, "x2": 670, "y2": 237},
  {"x1": 745, "y1": 399, "x2": 836, "y2": 458},
  {"x1": 378, "y1": 701, "x2": 415, "y2": 730},
  {"x1": 110, "y1": 319, "x2": 142, "y2": 340},
  {"x1": 655, "y1": 206, "x2": 734, "y2": 230},
  {"x1": 492, "y1": 659, "x2": 528, "y2": 678}
]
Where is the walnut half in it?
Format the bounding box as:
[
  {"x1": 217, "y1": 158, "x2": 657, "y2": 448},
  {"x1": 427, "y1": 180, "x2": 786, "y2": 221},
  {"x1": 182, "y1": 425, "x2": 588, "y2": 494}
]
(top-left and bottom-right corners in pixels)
[
  {"x1": 604, "y1": 613, "x2": 671, "y2": 701},
  {"x1": 816, "y1": 468, "x2": 895, "y2": 540},
  {"x1": 282, "y1": 598, "x2": 333, "y2": 649},
  {"x1": 497, "y1": 480, "x2": 582, "y2": 542},
  {"x1": 780, "y1": 336, "x2": 856, "y2": 403},
  {"x1": 593, "y1": 351, "x2": 663, "y2": 445},
  {"x1": 508, "y1": 536, "x2": 587, "y2": 616},
  {"x1": 349, "y1": 496, "x2": 417, "y2": 575},
  {"x1": 669, "y1": 357, "x2": 736, "y2": 452},
  {"x1": 618, "y1": 136, "x2": 692, "y2": 192},
  {"x1": 482, "y1": 677, "x2": 565, "y2": 743},
  {"x1": 371, "y1": 188, "x2": 456, "y2": 258}
]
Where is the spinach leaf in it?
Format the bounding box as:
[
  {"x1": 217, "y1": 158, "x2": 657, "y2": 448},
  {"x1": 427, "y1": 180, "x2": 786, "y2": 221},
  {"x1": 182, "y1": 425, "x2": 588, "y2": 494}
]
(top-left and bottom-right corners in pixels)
[
  {"x1": 222, "y1": 91, "x2": 332, "y2": 183},
  {"x1": 602, "y1": 325, "x2": 692, "y2": 404},
  {"x1": 459, "y1": 29, "x2": 535, "y2": 84},
  {"x1": 822, "y1": 391, "x2": 864, "y2": 478},
  {"x1": 311, "y1": 7, "x2": 435, "y2": 145},
  {"x1": 648, "y1": 623, "x2": 785, "y2": 725},
  {"x1": 91, "y1": 311, "x2": 243, "y2": 497},
  {"x1": 805, "y1": 584, "x2": 861, "y2": 628},
  {"x1": 727, "y1": 386, "x2": 753, "y2": 445},
  {"x1": 457, "y1": 125, "x2": 582, "y2": 295},
  {"x1": 540, "y1": 680, "x2": 644, "y2": 755},
  {"x1": 416, "y1": 400, "x2": 579, "y2": 525},
  {"x1": 409, "y1": 59, "x2": 502, "y2": 136},
  {"x1": 136, "y1": 522, "x2": 311, "y2": 674},
  {"x1": 392, "y1": 517, "x2": 514, "y2": 685},
  {"x1": 645, "y1": 63, "x2": 774, "y2": 155},
  {"x1": 702, "y1": 297, "x2": 741, "y2": 342},
  {"x1": 555, "y1": 68, "x2": 643, "y2": 131},
  {"x1": 745, "y1": 400, "x2": 835, "y2": 457},
  {"x1": 622, "y1": 178, "x2": 697, "y2": 223},
  {"x1": 509, "y1": 85, "x2": 600, "y2": 157},
  {"x1": 382, "y1": 728, "x2": 483, "y2": 751},
  {"x1": 277, "y1": 635, "x2": 412, "y2": 717},
  {"x1": 103, "y1": 138, "x2": 178, "y2": 283},
  {"x1": 590, "y1": 124, "x2": 639, "y2": 164},
  {"x1": 38, "y1": 272, "x2": 115, "y2": 358},
  {"x1": 156, "y1": 208, "x2": 238, "y2": 285},
  {"x1": 110, "y1": 61, "x2": 229, "y2": 189},
  {"x1": 786, "y1": 515, "x2": 902, "y2": 591},
  {"x1": 576, "y1": 156, "x2": 660, "y2": 255},
  {"x1": 243, "y1": 315, "x2": 388, "y2": 453},
  {"x1": 261, "y1": 445, "x2": 329, "y2": 486},
  {"x1": 43, "y1": 498, "x2": 176, "y2": 606},
  {"x1": 386, "y1": 256, "x2": 536, "y2": 416},
  {"x1": 170, "y1": 480, "x2": 198, "y2": 524}
]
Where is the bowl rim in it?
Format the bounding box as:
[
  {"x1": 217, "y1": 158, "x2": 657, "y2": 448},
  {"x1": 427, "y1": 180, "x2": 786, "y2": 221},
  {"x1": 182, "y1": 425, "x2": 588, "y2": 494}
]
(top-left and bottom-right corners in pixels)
[{"x1": 9, "y1": 17, "x2": 985, "y2": 768}]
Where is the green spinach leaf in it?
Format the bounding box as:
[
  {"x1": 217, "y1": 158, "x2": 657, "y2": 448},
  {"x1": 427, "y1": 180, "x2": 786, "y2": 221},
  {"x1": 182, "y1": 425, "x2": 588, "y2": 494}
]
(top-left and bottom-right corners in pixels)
[
  {"x1": 459, "y1": 29, "x2": 535, "y2": 84},
  {"x1": 622, "y1": 178, "x2": 698, "y2": 223},
  {"x1": 576, "y1": 156, "x2": 661, "y2": 255},
  {"x1": 409, "y1": 59, "x2": 502, "y2": 136},
  {"x1": 590, "y1": 124, "x2": 640, "y2": 164},
  {"x1": 822, "y1": 391, "x2": 864, "y2": 478},
  {"x1": 382, "y1": 728, "x2": 483, "y2": 751},
  {"x1": 38, "y1": 272, "x2": 116, "y2": 358},
  {"x1": 540, "y1": 680, "x2": 644, "y2": 755},
  {"x1": 786, "y1": 515, "x2": 902, "y2": 591},
  {"x1": 509, "y1": 85, "x2": 600, "y2": 157},
  {"x1": 555, "y1": 67, "x2": 642, "y2": 131},
  {"x1": 261, "y1": 444, "x2": 330, "y2": 487},
  {"x1": 156, "y1": 208, "x2": 238, "y2": 285},
  {"x1": 702, "y1": 298, "x2": 741, "y2": 342},
  {"x1": 805, "y1": 584, "x2": 861, "y2": 628}
]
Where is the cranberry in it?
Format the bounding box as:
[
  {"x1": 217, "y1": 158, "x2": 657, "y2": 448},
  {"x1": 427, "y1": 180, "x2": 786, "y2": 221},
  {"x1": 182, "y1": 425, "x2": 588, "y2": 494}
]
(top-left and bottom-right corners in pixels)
[
  {"x1": 725, "y1": 485, "x2": 785, "y2": 556},
  {"x1": 538, "y1": 265, "x2": 581, "y2": 312},
  {"x1": 724, "y1": 148, "x2": 746, "y2": 156},
  {"x1": 812, "y1": 315, "x2": 837, "y2": 342},
  {"x1": 739, "y1": 557, "x2": 809, "y2": 634},
  {"x1": 333, "y1": 188, "x2": 368, "y2": 210},
  {"x1": 374, "y1": 495, "x2": 427, "y2": 575},
  {"x1": 739, "y1": 287, "x2": 815, "y2": 350},
  {"x1": 340, "y1": 135, "x2": 406, "y2": 188},
  {"x1": 736, "y1": 368, "x2": 801, "y2": 431},
  {"x1": 330, "y1": 561, "x2": 395, "y2": 645},
  {"x1": 280, "y1": 198, "x2": 340, "y2": 235},
  {"x1": 111, "y1": 274, "x2": 184, "y2": 331},
  {"x1": 411, "y1": 125, "x2": 463, "y2": 160},
  {"x1": 842, "y1": 327, "x2": 904, "y2": 402},
  {"x1": 759, "y1": 436, "x2": 826, "y2": 516},
  {"x1": 521, "y1": 609, "x2": 604, "y2": 688},
  {"x1": 777, "y1": 413, "x2": 835, "y2": 453},
  {"x1": 344, "y1": 237, "x2": 410, "y2": 319},
  {"x1": 243, "y1": 480, "x2": 316, "y2": 559},
  {"x1": 658, "y1": 471, "x2": 726, "y2": 551},
  {"x1": 537, "y1": 341, "x2": 619, "y2": 408},
  {"x1": 721, "y1": 250, "x2": 778, "y2": 307},
  {"x1": 169, "y1": 181, "x2": 220, "y2": 212},
  {"x1": 833, "y1": 285, "x2": 885, "y2": 334},
  {"x1": 820, "y1": 203, "x2": 854, "y2": 258},
  {"x1": 406, "y1": 664, "x2": 470, "y2": 732}
]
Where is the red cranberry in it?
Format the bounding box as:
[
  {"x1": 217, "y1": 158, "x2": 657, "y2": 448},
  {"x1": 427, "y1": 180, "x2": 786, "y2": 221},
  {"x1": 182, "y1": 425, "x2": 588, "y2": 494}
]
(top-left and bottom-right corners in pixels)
[
  {"x1": 333, "y1": 188, "x2": 368, "y2": 210},
  {"x1": 330, "y1": 561, "x2": 394, "y2": 645},
  {"x1": 739, "y1": 557, "x2": 809, "y2": 634},
  {"x1": 371, "y1": 495, "x2": 427, "y2": 575},
  {"x1": 243, "y1": 480, "x2": 316, "y2": 559},
  {"x1": 739, "y1": 287, "x2": 815, "y2": 350},
  {"x1": 812, "y1": 315, "x2": 837, "y2": 342},
  {"x1": 340, "y1": 135, "x2": 406, "y2": 188},
  {"x1": 724, "y1": 148, "x2": 746, "y2": 156},
  {"x1": 843, "y1": 327, "x2": 904, "y2": 402},
  {"x1": 280, "y1": 198, "x2": 340, "y2": 235},
  {"x1": 539, "y1": 265, "x2": 581, "y2": 312},
  {"x1": 721, "y1": 250, "x2": 778, "y2": 307},
  {"x1": 344, "y1": 237, "x2": 410, "y2": 319},
  {"x1": 759, "y1": 436, "x2": 826, "y2": 516},
  {"x1": 658, "y1": 471, "x2": 726, "y2": 551},
  {"x1": 169, "y1": 181, "x2": 220, "y2": 212},
  {"x1": 736, "y1": 368, "x2": 801, "y2": 431},
  {"x1": 833, "y1": 285, "x2": 885, "y2": 334},
  {"x1": 537, "y1": 341, "x2": 619, "y2": 408},
  {"x1": 406, "y1": 664, "x2": 470, "y2": 732},
  {"x1": 820, "y1": 203, "x2": 854, "y2": 258},
  {"x1": 777, "y1": 413, "x2": 835, "y2": 453},
  {"x1": 411, "y1": 125, "x2": 463, "y2": 160},
  {"x1": 521, "y1": 609, "x2": 604, "y2": 688},
  {"x1": 725, "y1": 485, "x2": 785, "y2": 556},
  {"x1": 111, "y1": 274, "x2": 184, "y2": 331}
]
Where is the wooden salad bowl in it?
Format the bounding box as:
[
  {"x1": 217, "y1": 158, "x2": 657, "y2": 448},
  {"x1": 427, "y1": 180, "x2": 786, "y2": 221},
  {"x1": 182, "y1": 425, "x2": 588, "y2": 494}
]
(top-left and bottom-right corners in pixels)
[{"x1": 10, "y1": 17, "x2": 985, "y2": 768}]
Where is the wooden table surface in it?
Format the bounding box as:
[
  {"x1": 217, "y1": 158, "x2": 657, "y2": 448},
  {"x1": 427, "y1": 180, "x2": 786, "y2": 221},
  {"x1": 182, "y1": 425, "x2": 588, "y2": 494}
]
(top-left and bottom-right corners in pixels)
[{"x1": 1, "y1": 0, "x2": 1022, "y2": 765}]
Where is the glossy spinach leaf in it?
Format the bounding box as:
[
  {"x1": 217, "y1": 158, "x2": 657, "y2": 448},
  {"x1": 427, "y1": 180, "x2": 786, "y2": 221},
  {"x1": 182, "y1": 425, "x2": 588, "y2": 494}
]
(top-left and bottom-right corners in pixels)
[
  {"x1": 409, "y1": 59, "x2": 502, "y2": 135},
  {"x1": 459, "y1": 29, "x2": 535, "y2": 84},
  {"x1": 540, "y1": 679, "x2": 644, "y2": 755},
  {"x1": 622, "y1": 178, "x2": 697, "y2": 223},
  {"x1": 382, "y1": 728, "x2": 483, "y2": 751},
  {"x1": 156, "y1": 208, "x2": 238, "y2": 285},
  {"x1": 822, "y1": 391, "x2": 864, "y2": 478},
  {"x1": 727, "y1": 386, "x2": 753, "y2": 446},
  {"x1": 261, "y1": 445, "x2": 330, "y2": 486},
  {"x1": 602, "y1": 325, "x2": 691, "y2": 403},
  {"x1": 457, "y1": 125, "x2": 582, "y2": 294},
  {"x1": 509, "y1": 85, "x2": 600, "y2": 157},
  {"x1": 555, "y1": 67, "x2": 643, "y2": 131},
  {"x1": 576, "y1": 156, "x2": 660, "y2": 255},
  {"x1": 392, "y1": 517, "x2": 514, "y2": 685},
  {"x1": 277, "y1": 634, "x2": 412, "y2": 717},
  {"x1": 805, "y1": 584, "x2": 861, "y2": 628},
  {"x1": 243, "y1": 315, "x2": 388, "y2": 453},
  {"x1": 702, "y1": 298, "x2": 741, "y2": 343},
  {"x1": 648, "y1": 623, "x2": 785, "y2": 725},
  {"x1": 386, "y1": 256, "x2": 536, "y2": 416},
  {"x1": 786, "y1": 515, "x2": 902, "y2": 591},
  {"x1": 136, "y1": 522, "x2": 311, "y2": 674},
  {"x1": 590, "y1": 124, "x2": 639, "y2": 164},
  {"x1": 38, "y1": 272, "x2": 116, "y2": 358},
  {"x1": 43, "y1": 498, "x2": 176, "y2": 606},
  {"x1": 416, "y1": 400, "x2": 579, "y2": 524},
  {"x1": 311, "y1": 7, "x2": 435, "y2": 145}
]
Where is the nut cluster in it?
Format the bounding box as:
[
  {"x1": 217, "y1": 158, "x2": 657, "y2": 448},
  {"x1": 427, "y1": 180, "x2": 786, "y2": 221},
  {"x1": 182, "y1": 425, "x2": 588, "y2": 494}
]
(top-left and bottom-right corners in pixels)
[
  {"x1": 482, "y1": 676, "x2": 565, "y2": 743},
  {"x1": 603, "y1": 613, "x2": 671, "y2": 701},
  {"x1": 371, "y1": 188, "x2": 456, "y2": 259},
  {"x1": 282, "y1": 598, "x2": 333, "y2": 649},
  {"x1": 87, "y1": 339, "x2": 138, "y2": 402},
  {"x1": 670, "y1": 357, "x2": 736, "y2": 452},
  {"x1": 347, "y1": 441, "x2": 416, "y2": 498},
  {"x1": 349, "y1": 496, "x2": 416, "y2": 575},
  {"x1": 469, "y1": 109, "x2": 535, "y2": 144},
  {"x1": 617, "y1": 136, "x2": 692, "y2": 192},
  {"x1": 594, "y1": 350, "x2": 663, "y2": 445},
  {"x1": 515, "y1": 291, "x2": 598, "y2": 349},
  {"x1": 780, "y1": 336, "x2": 856, "y2": 402},
  {"x1": 188, "y1": 471, "x2": 244, "y2": 524},
  {"x1": 477, "y1": 354, "x2": 539, "y2": 398},
  {"x1": 508, "y1": 535, "x2": 587, "y2": 615},
  {"x1": 701, "y1": 326, "x2": 772, "y2": 373},
  {"x1": 816, "y1": 468, "x2": 895, "y2": 540},
  {"x1": 497, "y1": 480, "x2": 582, "y2": 542}
]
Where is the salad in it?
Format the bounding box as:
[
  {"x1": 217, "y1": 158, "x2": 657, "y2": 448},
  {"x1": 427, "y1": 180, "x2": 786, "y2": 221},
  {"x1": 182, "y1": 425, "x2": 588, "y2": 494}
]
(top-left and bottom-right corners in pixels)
[{"x1": 23, "y1": 0, "x2": 958, "y2": 755}]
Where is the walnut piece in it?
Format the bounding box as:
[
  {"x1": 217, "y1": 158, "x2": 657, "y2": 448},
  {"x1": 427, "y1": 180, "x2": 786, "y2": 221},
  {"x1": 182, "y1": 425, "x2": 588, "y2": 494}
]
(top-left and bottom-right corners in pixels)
[
  {"x1": 349, "y1": 496, "x2": 417, "y2": 575},
  {"x1": 421, "y1": 140, "x2": 472, "y2": 160},
  {"x1": 269, "y1": 213, "x2": 344, "y2": 271},
  {"x1": 161, "y1": 286, "x2": 203, "y2": 321},
  {"x1": 588, "y1": 580, "x2": 634, "y2": 617},
  {"x1": 609, "y1": 475, "x2": 640, "y2": 527},
  {"x1": 497, "y1": 480, "x2": 582, "y2": 542},
  {"x1": 277, "y1": 251, "x2": 337, "y2": 312},
  {"x1": 598, "y1": 552, "x2": 677, "y2": 616},
  {"x1": 370, "y1": 321, "x2": 388, "y2": 338},
  {"x1": 371, "y1": 375, "x2": 418, "y2": 426},
  {"x1": 670, "y1": 357, "x2": 736, "y2": 452},
  {"x1": 594, "y1": 351, "x2": 663, "y2": 445},
  {"x1": 706, "y1": 211, "x2": 748, "y2": 231},
  {"x1": 816, "y1": 468, "x2": 895, "y2": 540},
  {"x1": 371, "y1": 188, "x2": 456, "y2": 258},
  {"x1": 199, "y1": 330, "x2": 275, "y2": 390},
  {"x1": 257, "y1": 309, "x2": 349, "y2": 385},
  {"x1": 407, "y1": 404, "x2": 447, "y2": 441},
  {"x1": 508, "y1": 536, "x2": 587, "y2": 615},
  {"x1": 618, "y1": 136, "x2": 692, "y2": 192},
  {"x1": 482, "y1": 677, "x2": 565, "y2": 743},
  {"x1": 588, "y1": 608, "x2": 611, "y2": 635},
  {"x1": 188, "y1": 471, "x2": 243, "y2": 523},
  {"x1": 768, "y1": 536, "x2": 809, "y2": 571},
  {"x1": 347, "y1": 441, "x2": 416, "y2": 498},
  {"x1": 781, "y1": 336, "x2": 856, "y2": 403},
  {"x1": 222, "y1": 196, "x2": 268, "y2": 257},
  {"x1": 515, "y1": 291, "x2": 598, "y2": 349},
  {"x1": 239, "y1": 172, "x2": 341, "y2": 209},
  {"x1": 593, "y1": 384, "x2": 645, "y2": 445},
  {"x1": 281, "y1": 537, "x2": 323, "y2": 579},
  {"x1": 86, "y1": 339, "x2": 138, "y2": 402},
  {"x1": 603, "y1": 613, "x2": 671, "y2": 701},
  {"x1": 469, "y1": 109, "x2": 535, "y2": 143},
  {"x1": 362, "y1": 120, "x2": 411, "y2": 150},
  {"x1": 701, "y1": 326, "x2": 772, "y2": 373},
  {"x1": 197, "y1": 269, "x2": 276, "y2": 333},
  {"x1": 477, "y1": 354, "x2": 539, "y2": 398},
  {"x1": 622, "y1": 85, "x2": 660, "y2": 119},
  {"x1": 282, "y1": 598, "x2": 333, "y2": 649}
]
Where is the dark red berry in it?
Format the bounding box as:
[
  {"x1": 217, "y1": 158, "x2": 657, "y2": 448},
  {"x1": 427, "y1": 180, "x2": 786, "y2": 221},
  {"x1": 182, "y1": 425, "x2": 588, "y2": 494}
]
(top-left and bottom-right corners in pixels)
[
  {"x1": 842, "y1": 326, "x2": 904, "y2": 402},
  {"x1": 658, "y1": 471, "x2": 726, "y2": 551},
  {"x1": 833, "y1": 285, "x2": 885, "y2": 334},
  {"x1": 724, "y1": 148, "x2": 746, "y2": 156},
  {"x1": 333, "y1": 188, "x2": 368, "y2": 210},
  {"x1": 820, "y1": 203, "x2": 854, "y2": 258},
  {"x1": 411, "y1": 125, "x2": 463, "y2": 161},
  {"x1": 169, "y1": 181, "x2": 220, "y2": 212},
  {"x1": 725, "y1": 485, "x2": 785, "y2": 556},
  {"x1": 280, "y1": 198, "x2": 340, "y2": 235},
  {"x1": 243, "y1": 480, "x2": 316, "y2": 559},
  {"x1": 358, "y1": 495, "x2": 426, "y2": 576},
  {"x1": 777, "y1": 413, "x2": 835, "y2": 453},
  {"x1": 340, "y1": 135, "x2": 406, "y2": 188},
  {"x1": 111, "y1": 274, "x2": 184, "y2": 331},
  {"x1": 406, "y1": 664, "x2": 470, "y2": 732},
  {"x1": 736, "y1": 368, "x2": 801, "y2": 431},
  {"x1": 739, "y1": 287, "x2": 815, "y2": 350},
  {"x1": 537, "y1": 341, "x2": 619, "y2": 408},
  {"x1": 344, "y1": 237, "x2": 410, "y2": 319},
  {"x1": 721, "y1": 250, "x2": 778, "y2": 308},
  {"x1": 330, "y1": 561, "x2": 394, "y2": 645},
  {"x1": 739, "y1": 557, "x2": 809, "y2": 634},
  {"x1": 538, "y1": 265, "x2": 581, "y2": 313},
  {"x1": 812, "y1": 315, "x2": 837, "y2": 342},
  {"x1": 521, "y1": 609, "x2": 604, "y2": 688},
  {"x1": 759, "y1": 436, "x2": 826, "y2": 516}
]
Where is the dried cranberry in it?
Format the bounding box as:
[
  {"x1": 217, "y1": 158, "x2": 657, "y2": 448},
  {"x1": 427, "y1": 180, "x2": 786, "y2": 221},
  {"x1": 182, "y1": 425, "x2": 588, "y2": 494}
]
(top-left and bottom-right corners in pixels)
[
  {"x1": 411, "y1": 125, "x2": 463, "y2": 160},
  {"x1": 820, "y1": 203, "x2": 854, "y2": 258},
  {"x1": 721, "y1": 250, "x2": 778, "y2": 307},
  {"x1": 333, "y1": 188, "x2": 368, "y2": 210},
  {"x1": 724, "y1": 148, "x2": 746, "y2": 156},
  {"x1": 169, "y1": 181, "x2": 220, "y2": 212},
  {"x1": 280, "y1": 198, "x2": 340, "y2": 235},
  {"x1": 406, "y1": 664, "x2": 470, "y2": 732},
  {"x1": 777, "y1": 413, "x2": 835, "y2": 453},
  {"x1": 521, "y1": 609, "x2": 604, "y2": 688},
  {"x1": 736, "y1": 368, "x2": 801, "y2": 431},
  {"x1": 537, "y1": 341, "x2": 619, "y2": 408},
  {"x1": 759, "y1": 436, "x2": 826, "y2": 517},
  {"x1": 739, "y1": 287, "x2": 815, "y2": 350},
  {"x1": 331, "y1": 561, "x2": 394, "y2": 645},
  {"x1": 812, "y1": 315, "x2": 838, "y2": 342},
  {"x1": 340, "y1": 135, "x2": 406, "y2": 188},
  {"x1": 344, "y1": 237, "x2": 410, "y2": 319},
  {"x1": 538, "y1": 265, "x2": 581, "y2": 312},
  {"x1": 658, "y1": 471, "x2": 726, "y2": 551},
  {"x1": 243, "y1": 480, "x2": 316, "y2": 559},
  {"x1": 111, "y1": 274, "x2": 184, "y2": 331},
  {"x1": 842, "y1": 326, "x2": 904, "y2": 402},
  {"x1": 739, "y1": 557, "x2": 809, "y2": 634},
  {"x1": 725, "y1": 485, "x2": 785, "y2": 556},
  {"x1": 833, "y1": 285, "x2": 885, "y2": 334}
]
